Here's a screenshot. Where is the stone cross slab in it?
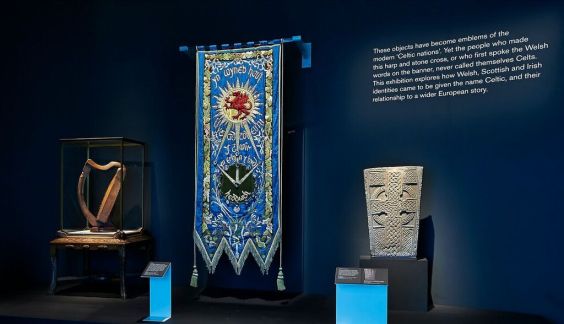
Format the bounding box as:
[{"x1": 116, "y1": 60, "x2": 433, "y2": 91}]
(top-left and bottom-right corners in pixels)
[{"x1": 364, "y1": 166, "x2": 423, "y2": 258}]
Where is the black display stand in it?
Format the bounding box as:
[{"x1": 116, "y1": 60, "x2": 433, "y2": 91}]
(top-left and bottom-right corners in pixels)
[{"x1": 359, "y1": 256, "x2": 429, "y2": 312}]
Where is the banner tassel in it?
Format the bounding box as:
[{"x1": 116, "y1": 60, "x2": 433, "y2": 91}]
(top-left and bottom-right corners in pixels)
[
  {"x1": 277, "y1": 267, "x2": 286, "y2": 291},
  {"x1": 190, "y1": 239, "x2": 198, "y2": 288},
  {"x1": 190, "y1": 266, "x2": 198, "y2": 288}
]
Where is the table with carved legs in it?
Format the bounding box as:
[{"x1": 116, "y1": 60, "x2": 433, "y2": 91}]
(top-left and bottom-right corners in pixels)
[{"x1": 49, "y1": 234, "x2": 152, "y2": 299}]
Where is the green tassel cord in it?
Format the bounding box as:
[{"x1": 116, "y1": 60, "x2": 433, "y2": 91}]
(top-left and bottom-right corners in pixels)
[
  {"x1": 276, "y1": 267, "x2": 286, "y2": 291},
  {"x1": 190, "y1": 266, "x2": 199, "y2": 288}
]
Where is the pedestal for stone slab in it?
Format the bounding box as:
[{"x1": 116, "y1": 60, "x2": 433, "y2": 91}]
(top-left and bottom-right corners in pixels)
[{"x1": 359, "y1": 256, "x2": 429, "y2": 312}]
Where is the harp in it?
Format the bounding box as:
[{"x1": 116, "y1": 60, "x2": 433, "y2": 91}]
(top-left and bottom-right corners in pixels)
[{"x1": 77, "y1": 159, "x2": 126, "y2": 232}]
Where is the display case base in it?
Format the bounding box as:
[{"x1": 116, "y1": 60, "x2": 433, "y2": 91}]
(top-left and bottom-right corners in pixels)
[
  {"x1": 57, "y1": 229, "x2": 143, "y2": 239},
  {"x1": 359, "y1": 255, "x2": 429, "y2": 312}
]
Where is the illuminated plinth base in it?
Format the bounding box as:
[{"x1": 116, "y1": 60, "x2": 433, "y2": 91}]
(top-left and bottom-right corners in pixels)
[
  {"x1": 335, "y1": 267, "x2": 388, "y2": 324},
  {"x1": 336, "y1": 284, "x2": 387, "y2": 324},
  {"x1": 142, "y1": 262, "x2": 172, "y2": 322}
]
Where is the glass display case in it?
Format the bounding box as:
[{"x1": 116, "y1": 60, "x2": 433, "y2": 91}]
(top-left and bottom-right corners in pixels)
[{"x1": 58, "y1": 137, "x2": 146, "y2": 239}]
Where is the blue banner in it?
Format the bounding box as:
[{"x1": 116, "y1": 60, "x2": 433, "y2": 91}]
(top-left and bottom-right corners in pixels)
[{"x1": 194, "y1": 45, "x2": 282, "y2": 275}]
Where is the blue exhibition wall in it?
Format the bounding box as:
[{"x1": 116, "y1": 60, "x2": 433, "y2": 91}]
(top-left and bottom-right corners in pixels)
[{"x1": 1, "y1": 0, "x2": 563, "y2": 322}]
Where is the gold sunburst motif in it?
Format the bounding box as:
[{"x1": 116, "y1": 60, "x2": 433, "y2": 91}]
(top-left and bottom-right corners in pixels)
[
  {"x1": 212, "y1": 78, "x2": 263, "y2": 161},
  {"x1": 214, "y1": 79, "x2": 261, "y2": 125}
]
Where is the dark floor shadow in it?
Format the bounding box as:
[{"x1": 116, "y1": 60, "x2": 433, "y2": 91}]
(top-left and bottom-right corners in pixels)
[
  {"x1": 418, "y1": 214, "x2": 435, "y2": 309},
  {"x1": 55, "y1": 278, "x2": 148, "y2": 299}
]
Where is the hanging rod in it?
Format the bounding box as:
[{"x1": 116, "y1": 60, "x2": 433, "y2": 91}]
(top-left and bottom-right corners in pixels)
[{"x1": 178, "y1": 35, "x2": 311, "y2": 68}]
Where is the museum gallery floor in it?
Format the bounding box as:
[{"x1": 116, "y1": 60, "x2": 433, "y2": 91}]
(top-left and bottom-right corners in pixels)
[{"x1": 0, "y1": 288, "x2": 550, "y2": 324}]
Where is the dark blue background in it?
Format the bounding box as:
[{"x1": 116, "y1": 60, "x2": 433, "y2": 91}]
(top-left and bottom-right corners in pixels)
[{"x1": 1, "y1": 0, "x2": 563, "y2": 322}]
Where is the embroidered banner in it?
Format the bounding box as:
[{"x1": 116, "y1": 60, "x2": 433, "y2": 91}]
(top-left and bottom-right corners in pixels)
[{"x1": 194, "y1": 45, "x2": 282, "y2": 275}]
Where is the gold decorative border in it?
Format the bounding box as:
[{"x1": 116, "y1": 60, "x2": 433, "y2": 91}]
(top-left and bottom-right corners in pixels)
[
  {"x1": 202, "y1": 49, "x2": 275, "y2": 238},
  {"x1": 264, "y1": 53, "x2": 274, "y2": 225},
  {"x1": 202, "y1": 66, "x2": 211, "y2": 235},
  {"x1": 198, "y1": 48, "x2": 276, "y2": 273}
]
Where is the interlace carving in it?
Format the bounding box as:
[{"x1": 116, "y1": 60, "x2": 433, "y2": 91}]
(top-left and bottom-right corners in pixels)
[{"x1": 364, "y1": 166, "x2": 423, "y2": 258}]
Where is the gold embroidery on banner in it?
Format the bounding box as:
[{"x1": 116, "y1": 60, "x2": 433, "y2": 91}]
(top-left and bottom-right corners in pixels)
[{"x1": 202, "y1": 49, "x2": 275, "y2": 256}]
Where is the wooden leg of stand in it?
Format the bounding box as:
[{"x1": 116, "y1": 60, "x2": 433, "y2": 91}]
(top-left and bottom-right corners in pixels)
[
  {"x1": 49, "y1": 245, "x2": 57, "y2": 295},
  {"x1": 119, "y1": 246, "x2": 126, "y2": 299}
]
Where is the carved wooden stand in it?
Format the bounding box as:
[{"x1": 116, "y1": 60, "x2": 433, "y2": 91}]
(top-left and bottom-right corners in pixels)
[{"x1": 49, "y1": 234, "x2": 152, "y2": 299}]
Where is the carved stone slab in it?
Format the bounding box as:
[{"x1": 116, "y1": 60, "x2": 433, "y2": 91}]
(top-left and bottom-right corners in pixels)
[{"x1": 363, "y1": 166, "x2": 423, "y2": 258}]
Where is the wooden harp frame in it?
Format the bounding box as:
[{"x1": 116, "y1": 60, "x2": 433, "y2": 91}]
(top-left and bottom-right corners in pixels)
[{"x1": 77, "y1": 159, "x2": 126, "y2": 232}]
